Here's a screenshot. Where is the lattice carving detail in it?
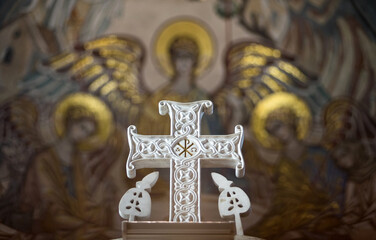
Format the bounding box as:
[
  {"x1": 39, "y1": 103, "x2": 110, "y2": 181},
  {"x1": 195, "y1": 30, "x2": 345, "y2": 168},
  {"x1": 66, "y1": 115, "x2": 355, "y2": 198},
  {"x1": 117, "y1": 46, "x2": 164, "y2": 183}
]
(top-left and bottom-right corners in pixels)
[{"x1": 126, "y1": 100, "x2": 245, "y2": 222}]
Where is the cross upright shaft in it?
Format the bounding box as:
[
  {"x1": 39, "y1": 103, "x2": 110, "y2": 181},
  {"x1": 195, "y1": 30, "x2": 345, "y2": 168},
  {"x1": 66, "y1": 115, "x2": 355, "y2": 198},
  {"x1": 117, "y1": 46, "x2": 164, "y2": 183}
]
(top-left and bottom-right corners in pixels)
[{"x1": 126, "y1": 100, "x2": 245, "y2": 222}]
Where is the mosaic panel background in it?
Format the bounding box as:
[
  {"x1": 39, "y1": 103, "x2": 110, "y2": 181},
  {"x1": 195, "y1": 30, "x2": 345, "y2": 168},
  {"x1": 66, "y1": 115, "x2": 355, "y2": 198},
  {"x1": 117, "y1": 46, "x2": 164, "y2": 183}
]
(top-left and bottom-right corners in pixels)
[{"x1": 0, "y1": 0, "x2": 375, "y2": 239}]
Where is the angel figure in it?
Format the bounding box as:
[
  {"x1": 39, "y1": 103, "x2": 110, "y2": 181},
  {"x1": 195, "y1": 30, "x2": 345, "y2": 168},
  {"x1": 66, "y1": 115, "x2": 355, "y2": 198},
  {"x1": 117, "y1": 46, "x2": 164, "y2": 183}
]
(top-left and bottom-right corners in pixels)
[
  {"x1": 138, "y1": 19, "x2": 219, "y2": 136},
  {"x1": 0, "y1": 97, "x2": 43, "y2": 234},
  {"x1": 249, "y1": 92, "x2": 347, "y2": 240},
  {"x1": 0, "y1": 32, "x2": 145, "y2": 238},
  {"x1": 324, "y1": 98, "x2": 376, "y2": 239},
  {"x1": 21, "y1": 93, "x2": 122, "y2": 239}
]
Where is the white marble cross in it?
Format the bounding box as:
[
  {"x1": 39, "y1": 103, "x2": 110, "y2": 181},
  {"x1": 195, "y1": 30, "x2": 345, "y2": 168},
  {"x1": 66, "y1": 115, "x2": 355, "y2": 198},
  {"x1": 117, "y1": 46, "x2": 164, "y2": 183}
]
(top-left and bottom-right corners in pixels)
[{"x1": 126, "y1": 100, "x2": 244, "y2": 222}]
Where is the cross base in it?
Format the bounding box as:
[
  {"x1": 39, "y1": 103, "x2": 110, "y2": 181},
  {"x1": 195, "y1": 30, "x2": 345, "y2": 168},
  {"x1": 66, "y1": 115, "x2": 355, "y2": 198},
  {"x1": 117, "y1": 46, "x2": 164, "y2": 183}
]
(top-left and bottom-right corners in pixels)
[
  {"x1": 121, "y1": 221, "x2": 263, "y2": 240},
  {"x1": 122, "y1": 221, "x2": 234, "y2": 240}
]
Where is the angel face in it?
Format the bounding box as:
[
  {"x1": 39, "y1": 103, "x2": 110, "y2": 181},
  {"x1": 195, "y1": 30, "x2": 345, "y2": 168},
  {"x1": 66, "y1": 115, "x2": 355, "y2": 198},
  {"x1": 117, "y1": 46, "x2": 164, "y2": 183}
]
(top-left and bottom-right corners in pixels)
[
  {"x1": 67, "y1": 118, "x2": 96, "y2": 143},
  {"x1": 332, "y1": 143, "x2": 358, "y2": 170},
  {"x1": 266, "y1": 118, "x2": 296, "y2": 144},
  {"x1": 174, "y1": 56, "x2": 195, "y2": 75},
  {"x1": 169, "y1": 37, "x2": 199, "y2": 77}
]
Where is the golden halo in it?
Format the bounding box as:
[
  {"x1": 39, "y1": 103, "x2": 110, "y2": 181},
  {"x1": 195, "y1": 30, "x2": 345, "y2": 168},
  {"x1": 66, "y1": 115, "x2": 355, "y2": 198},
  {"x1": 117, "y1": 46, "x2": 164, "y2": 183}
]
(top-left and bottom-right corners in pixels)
[
  {"x1": 252, "y1": 92, "x2": 312, "y2": 149},
  {"x1": 154, "y1": 19, "x2": 214, "y2": 77},
  {"x1": 54, "y1": 93, "x2": 114, "y2": 151}
]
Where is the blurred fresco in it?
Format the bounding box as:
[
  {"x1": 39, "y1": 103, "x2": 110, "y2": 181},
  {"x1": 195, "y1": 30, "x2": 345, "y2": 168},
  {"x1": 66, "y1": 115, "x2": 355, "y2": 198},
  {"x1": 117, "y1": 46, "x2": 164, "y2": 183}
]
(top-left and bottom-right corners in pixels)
[{"x1": 0, "y1": 0, "x2": 375, "y2": 239}]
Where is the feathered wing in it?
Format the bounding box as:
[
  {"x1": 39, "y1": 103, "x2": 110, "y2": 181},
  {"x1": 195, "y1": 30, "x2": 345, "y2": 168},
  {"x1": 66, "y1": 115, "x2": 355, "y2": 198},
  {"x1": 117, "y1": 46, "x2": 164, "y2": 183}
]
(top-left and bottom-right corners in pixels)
[
  {"x1": 239, "y1": 0, "x2": 376, "y2": 117},
  {"x1": 212, "y1": 40, "x2": 324, "y2": 133},
  {"x1": 21, "y1": 34, "x2": 147, "y2": 126}
]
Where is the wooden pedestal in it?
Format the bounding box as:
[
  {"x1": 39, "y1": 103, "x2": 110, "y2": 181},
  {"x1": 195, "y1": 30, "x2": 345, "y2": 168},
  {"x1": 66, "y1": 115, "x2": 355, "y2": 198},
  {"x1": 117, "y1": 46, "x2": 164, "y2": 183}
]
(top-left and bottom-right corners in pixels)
[{"x1": 122, "y1": 221, "x2": 236, "y2": 240}]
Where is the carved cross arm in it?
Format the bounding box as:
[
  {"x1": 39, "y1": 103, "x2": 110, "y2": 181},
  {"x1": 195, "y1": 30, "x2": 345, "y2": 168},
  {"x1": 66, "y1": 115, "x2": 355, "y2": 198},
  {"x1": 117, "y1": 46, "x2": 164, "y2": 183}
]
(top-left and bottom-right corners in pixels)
[
  {"x1": 126, "y1": 125, "x2": 174, "y2": 178},
  {"x1": 199, "y1": 125, "x2": 245, "y2": 177}
]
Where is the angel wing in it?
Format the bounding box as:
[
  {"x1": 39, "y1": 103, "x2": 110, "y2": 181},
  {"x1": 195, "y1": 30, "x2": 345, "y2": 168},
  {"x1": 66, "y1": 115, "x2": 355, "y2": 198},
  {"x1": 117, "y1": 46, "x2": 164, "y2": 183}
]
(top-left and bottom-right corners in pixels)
[
  {"x1": 212, "y1": 40, "x2": 327, "y2": 133},
  {"x1": 21, "y1": 34, "x2": 146, "y2": 126},
  {"x1": 239, "y1": 0, "x2": 376, "y2": 117}
]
